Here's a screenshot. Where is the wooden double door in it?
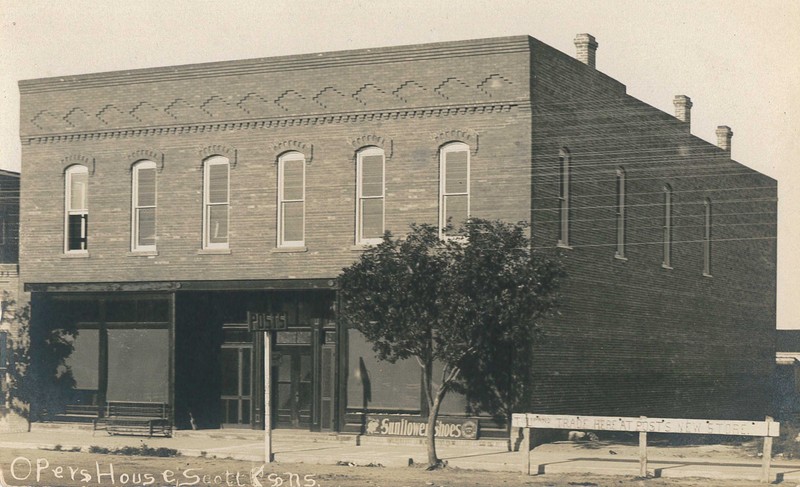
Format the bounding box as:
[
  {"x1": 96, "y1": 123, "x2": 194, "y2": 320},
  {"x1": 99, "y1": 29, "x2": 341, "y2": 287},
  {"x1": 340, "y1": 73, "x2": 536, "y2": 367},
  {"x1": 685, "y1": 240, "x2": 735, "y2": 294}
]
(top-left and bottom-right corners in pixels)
[{"x1": 273, "y1": 347, "x2": 312, "y2": 429}]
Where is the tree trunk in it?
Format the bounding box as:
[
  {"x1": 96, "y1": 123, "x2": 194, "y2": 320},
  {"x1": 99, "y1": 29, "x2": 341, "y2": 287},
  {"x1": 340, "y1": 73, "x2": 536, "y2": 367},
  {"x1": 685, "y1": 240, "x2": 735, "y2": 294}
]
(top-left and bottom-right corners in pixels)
[{"x1": 425, "y1": 385, "x2": 448, "y2": 468}]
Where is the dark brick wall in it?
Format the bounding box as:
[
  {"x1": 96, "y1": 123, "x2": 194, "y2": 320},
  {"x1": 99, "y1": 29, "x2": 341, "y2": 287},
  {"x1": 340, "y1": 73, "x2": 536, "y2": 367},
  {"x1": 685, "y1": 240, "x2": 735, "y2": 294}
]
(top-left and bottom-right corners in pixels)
[{"x1": 528, "y1": 38, "x2": 777, "y2": 420}]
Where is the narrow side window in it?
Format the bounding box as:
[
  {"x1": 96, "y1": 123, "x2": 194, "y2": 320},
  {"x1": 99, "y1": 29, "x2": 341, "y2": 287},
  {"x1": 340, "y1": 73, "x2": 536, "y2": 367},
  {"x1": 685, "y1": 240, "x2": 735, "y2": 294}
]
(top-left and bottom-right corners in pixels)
[
  {"x1": 703, "y1": 198, "x2": 712, "y2": 276},
  {"x1": 278, "y1": 152, "x2": 305, "y2": 247},
  {"x1": 558, "y1": 148, "x2": 570, "y2": 246},
  {"x1": 356, "y1": 147, "x2": 385, "y2": 245},
  {"x1": 132, "y1": 160, "x2": 157, "y2": 251},
  {"x1": 203, "y1": 156, "x2": 230, "y2": 249},
  {"x1": 65, "y1": 165, "x2": 89, "y2": 253},
  {"x1": 615, "y1": 167, "x2": 626, "y2": 259},
  {"x1": 439, "y1": 142, "x2": 470, "y2": 238},
  {"x1": 663, "y1": 184, "x2": 673, "y2": 268}
]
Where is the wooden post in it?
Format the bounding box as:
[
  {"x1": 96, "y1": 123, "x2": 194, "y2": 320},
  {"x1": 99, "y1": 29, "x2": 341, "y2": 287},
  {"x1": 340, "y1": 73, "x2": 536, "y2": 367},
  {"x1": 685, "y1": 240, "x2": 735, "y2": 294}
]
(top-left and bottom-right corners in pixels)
[
  {"x1": 521, "y1": 426, "x2": 531, "y2": 475},
  {"x1": 639, "y1": 416, "x2": 648, "y2": 478},
  {"x1": 264, "y1": 332, "x2": 273, "y2": 463},
  {"x1": 761, "y1": 416, "x2": 774, "y2": 484}
]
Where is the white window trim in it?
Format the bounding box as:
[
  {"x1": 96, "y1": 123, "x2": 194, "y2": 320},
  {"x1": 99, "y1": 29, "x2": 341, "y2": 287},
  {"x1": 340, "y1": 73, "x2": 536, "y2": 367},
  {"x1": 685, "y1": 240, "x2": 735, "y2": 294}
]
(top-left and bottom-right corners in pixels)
[
  {"x1": 355, "y1": 147, "x2": 385, "y2": 245},
  {"x1": 703, "y1": 198, "x2": 712, "y2": 276},
  {"x1": 64, "y1": 165, "x2": 89, "y2": 255},
  {"x1": 277, "y1": 152, "x2": 306, "y2": 248},
  {"x1": 131, "y1": 160, "x2": 157, "y2": 252},
  {"x1": 203, "y1": 156, "x2": 230, "y2": 250},
  {"x1": 662, "y1": 184, "x2": 673, "y2": 268},
  {"x1": 438, "y1": 142, "x2": 470, "y2": 239}
]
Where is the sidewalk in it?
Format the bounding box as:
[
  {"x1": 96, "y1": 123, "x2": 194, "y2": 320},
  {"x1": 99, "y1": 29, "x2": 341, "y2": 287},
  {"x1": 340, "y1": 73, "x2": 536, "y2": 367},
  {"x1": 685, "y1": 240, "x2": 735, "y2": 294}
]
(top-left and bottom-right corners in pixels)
[{"x1": 2, "y1": 424, "x2": 800, "y2": 483}]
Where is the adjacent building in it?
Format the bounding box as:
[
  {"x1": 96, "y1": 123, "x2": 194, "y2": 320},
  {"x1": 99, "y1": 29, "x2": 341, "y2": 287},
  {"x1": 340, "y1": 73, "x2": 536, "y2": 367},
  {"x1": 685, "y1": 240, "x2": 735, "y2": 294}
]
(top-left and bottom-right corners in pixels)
[
  {"x1": 17, "y1": 34, "x2": 777, "y2": 435},
  {"x1": 0, "y1": 169, "x2": 20, "y2": 413}
]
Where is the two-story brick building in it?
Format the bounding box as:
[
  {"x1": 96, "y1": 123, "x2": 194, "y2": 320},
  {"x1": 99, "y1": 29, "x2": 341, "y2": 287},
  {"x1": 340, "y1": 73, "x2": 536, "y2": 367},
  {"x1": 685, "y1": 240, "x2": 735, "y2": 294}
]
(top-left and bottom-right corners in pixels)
[{"x1": 17, "y1": 34, "x2": 777, "y2": 435}]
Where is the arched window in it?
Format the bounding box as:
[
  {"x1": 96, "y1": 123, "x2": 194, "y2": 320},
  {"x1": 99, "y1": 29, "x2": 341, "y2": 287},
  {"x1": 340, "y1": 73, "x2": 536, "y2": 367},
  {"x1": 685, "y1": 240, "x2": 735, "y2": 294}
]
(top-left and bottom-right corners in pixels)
[
  {"x1": 356, "y1": 147, "x2": 385, "y2": 245},
  {"x1": 439, "y1": 142, "x2": 470, "y2": 238},
  {"x1": 278, "y1": 152, "x2": 305, "y2": 247},
  {"x1": 65, "y1": 165, "x2": 89, "y2": 253},
  {"x1": 703, "y1": 198, "x2": 712, "y2": 276},
  {"x1": 615, "y1": 167, "x2": 626, "y2": 258},
  {"x1": 203, "y1": 156, "x2": 230, "y2": 249},
  {"x1": 132, "y1": 160, "x2": 157, "y2": 251},
  {"x1": 558, "y1": 148, "x2": 570, "y2": 246},
  {"x1": 662, "y1": 184, "x2": 673, "y2": 268}
]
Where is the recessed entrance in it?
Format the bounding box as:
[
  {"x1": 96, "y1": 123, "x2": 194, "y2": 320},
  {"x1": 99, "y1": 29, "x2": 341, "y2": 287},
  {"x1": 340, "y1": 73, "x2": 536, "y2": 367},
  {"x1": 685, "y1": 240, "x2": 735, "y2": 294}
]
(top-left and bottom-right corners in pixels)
[
  {"x1": 274, "y1": 346, "x2": 312, "y2": 428},
  {"x1": 220, "y1": 343, "x2": 252, "y2": 427}
]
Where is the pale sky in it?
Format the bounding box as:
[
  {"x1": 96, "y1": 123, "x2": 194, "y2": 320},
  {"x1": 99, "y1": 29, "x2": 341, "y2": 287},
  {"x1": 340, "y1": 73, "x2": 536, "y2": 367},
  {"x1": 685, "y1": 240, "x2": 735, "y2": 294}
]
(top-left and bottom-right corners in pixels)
[{"x1": 1, "y1": 0, "x2": 798, "y2": 327}]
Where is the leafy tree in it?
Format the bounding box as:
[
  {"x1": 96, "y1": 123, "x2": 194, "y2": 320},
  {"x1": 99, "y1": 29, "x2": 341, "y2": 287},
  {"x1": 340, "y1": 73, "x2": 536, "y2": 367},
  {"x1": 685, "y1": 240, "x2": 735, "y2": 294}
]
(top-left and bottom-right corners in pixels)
[
  {"x1": 3, "y1": 292, "x2": 76, "y2": 429},
  {"x1": 338, "y1": 219, "x2": 564, "y2": 467}
]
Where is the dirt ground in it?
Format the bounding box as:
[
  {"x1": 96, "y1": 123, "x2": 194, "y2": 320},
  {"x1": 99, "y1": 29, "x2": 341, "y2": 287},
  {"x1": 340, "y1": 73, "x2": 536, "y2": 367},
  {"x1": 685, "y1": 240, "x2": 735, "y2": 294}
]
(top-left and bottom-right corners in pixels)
[{"x1": 0, "y1": 447, "x2": 769, "y2": 487}]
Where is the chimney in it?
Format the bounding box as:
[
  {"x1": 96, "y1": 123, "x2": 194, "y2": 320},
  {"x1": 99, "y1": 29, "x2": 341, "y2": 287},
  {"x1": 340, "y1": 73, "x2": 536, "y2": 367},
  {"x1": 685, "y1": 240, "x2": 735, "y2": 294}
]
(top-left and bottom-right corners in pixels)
[
  {"x1": 715, "y1": 126, "x2": 733, "y2": 153},
  {"x1": 673, "y1": 95, "x2": 693, "y2": 130},
  {"x1": 574, "y1": 33, "x2": 598, "y2": 68}
]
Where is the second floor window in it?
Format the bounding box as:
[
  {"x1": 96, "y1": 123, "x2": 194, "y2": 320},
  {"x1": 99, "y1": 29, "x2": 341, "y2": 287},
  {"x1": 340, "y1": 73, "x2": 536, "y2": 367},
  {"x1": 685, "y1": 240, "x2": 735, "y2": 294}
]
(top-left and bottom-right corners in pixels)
[
  {"x1": 132, "y1": 160, "x2": 157, "y2": 251},
  {"x1": 203, "y1": 156, "x2": 229, "y2": 249},
  {"x1": 356, "y1": 147, "x2": 385, "y2": 245},
  {"x1": 278, "y1": 152, "x2": 305, "y2": 247},
  {"x1": 439, "y1": 142, "x2": 470, "y2": 237},
  {"x1": 65, "y1": 165, "x2": 88, "y2": 253}
]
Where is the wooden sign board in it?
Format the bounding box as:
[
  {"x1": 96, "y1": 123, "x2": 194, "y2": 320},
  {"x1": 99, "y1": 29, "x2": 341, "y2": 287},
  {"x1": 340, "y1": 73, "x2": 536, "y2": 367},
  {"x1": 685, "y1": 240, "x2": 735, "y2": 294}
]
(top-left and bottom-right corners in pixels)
[
  {"x1": 365, "y1": 414, "x2": 479, "y2": 440},
  {"x1": 247, "y1": 312, "x2": 288, "y2": 332},
  {"x1": 512, "y1": 413, "x2": 779, "y2": 437}
]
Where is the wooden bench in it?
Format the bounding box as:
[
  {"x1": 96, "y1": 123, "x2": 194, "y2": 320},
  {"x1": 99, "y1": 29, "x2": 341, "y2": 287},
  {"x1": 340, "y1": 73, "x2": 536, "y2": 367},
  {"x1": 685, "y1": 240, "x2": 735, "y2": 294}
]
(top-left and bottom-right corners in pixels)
[
  {"x1": 105, "y1": 401, "x2": 172, "y2": 437},
  {"x1": 47, "y1": 404, "x2": 102, "y2": 429}
]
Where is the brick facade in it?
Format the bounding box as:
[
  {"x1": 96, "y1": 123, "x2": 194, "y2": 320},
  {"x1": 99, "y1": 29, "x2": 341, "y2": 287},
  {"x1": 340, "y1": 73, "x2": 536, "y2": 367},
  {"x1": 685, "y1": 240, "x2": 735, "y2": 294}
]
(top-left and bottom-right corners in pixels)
[{"x1": 17, "y1": 35, "x2": 776, "y2": 431}]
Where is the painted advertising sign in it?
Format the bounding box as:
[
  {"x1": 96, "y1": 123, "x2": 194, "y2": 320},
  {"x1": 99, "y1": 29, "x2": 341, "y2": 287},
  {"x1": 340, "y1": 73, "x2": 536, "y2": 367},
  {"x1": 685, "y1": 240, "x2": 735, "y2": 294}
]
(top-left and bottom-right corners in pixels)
[{"x1": 365, "y1": 414, "x2": 479, "y2": 440}]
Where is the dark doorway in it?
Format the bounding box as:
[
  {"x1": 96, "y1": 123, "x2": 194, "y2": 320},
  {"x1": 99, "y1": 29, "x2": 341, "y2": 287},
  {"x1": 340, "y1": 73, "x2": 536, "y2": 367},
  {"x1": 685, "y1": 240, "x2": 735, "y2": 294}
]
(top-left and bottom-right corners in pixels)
[
  {"x1": 220, "y1": 343, "x2": 252, "y2": 427},
  {"x1": 274, "y1": 347, "x2": 312, "y2": 428}
]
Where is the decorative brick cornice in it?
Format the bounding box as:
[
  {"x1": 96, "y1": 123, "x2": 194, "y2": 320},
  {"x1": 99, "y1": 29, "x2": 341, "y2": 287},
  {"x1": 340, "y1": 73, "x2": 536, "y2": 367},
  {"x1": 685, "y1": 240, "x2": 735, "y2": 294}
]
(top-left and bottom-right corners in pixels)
[
  {"x1": 199, "y1": 144, "x2": 238, "y2": 168},
  {"x1": 60, "y1": 154, "x2": 95, "y2": 175},
  {"x1": 349, "y1": 134, "x2": 393, "y2": 159},
  {"x1": 271, "y1": 140, "x2": 314, "y2": 164},
  {"x1": 434, "y1": 128, "x2": 480, "y2": 154},
  {"x1": 126, "y1": 149, "x2": 165, "y2": 172},
  {"x1": 22, "y1": 102, "x2": 520, "y2": 146}
]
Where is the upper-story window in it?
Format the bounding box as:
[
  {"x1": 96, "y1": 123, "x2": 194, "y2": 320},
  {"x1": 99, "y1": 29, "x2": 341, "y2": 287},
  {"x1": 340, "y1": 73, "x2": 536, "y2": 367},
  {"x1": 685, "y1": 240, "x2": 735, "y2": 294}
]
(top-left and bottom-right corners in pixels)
[
  {"x1": 356, "y1": 147, "x2": 385, "y2": 245},
  {"x1": 558, "y1": 148, "x2": 570, "y2": 247},
  {"x1": 439, "y1": 142, "x2": 470, "y2": 237},
  {"x1": 703, "y1": 198, "x2": 712, "y2": 276},
  {"x1": 662, "y1": 184, "x2": 673, "y2": 268},
  {"x1": 615, "y1": 167, "x2": 626, "y2": 259},
  {"x1": 65, "y1": 165, "x2": 89, "y2": 253},
  {"x1": 132, "y1": 160, "x2": 157, "y2": 252},
  {"x1": 203, "y1": 156, "x2": 230, "y2": 249},
  {"x1": 278, "y1": 152, "x2": 305, "y2": 248}
]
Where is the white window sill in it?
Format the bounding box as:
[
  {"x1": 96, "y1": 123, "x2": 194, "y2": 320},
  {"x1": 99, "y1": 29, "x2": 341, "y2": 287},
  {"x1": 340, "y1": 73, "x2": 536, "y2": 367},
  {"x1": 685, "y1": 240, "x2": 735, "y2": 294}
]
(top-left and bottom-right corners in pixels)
[
  {"x1": 556, "y1": 242, "x2": 573, "y2": 250},
  {"x1": 129, "y1": 250, "x2": 158, "y2": 257},
  {"x1": 197, "y1": 248, "x2": 231, "y2": 255},
  {"x1": 351, "y1": 243, "x2": 378, "y2": 251},
  {"x1": 272, "y1": 246, "x2": 308, "y2": 253},
  {"x1": 661, "y1": 264, "x2": 673, "y2": 270},
  {"x1": 62, "y1": 251, "x2": 89, "y2": 259},
  {"x1": 702, "y1": 272, "x2": 713, "y2": 278}
]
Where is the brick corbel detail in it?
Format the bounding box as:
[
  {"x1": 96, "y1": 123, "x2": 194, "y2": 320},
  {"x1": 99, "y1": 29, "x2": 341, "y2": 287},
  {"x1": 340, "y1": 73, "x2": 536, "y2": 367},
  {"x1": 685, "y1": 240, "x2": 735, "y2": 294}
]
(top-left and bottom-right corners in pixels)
[{"x1": 199, "y1": 144, "x2": 238, "y2": 168}]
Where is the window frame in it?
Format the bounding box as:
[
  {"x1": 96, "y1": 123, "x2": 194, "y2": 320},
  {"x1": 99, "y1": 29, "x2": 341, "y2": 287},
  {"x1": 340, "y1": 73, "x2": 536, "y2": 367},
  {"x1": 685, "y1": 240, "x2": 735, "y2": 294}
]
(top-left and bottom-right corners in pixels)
[
  {"x1": 355, "y1": 147, "x2": 385, "y2": 245},
  {"x1": 131, "y1": 160, "x2": 158, "y2": 252},
  {"x1": 202, "y1": 155, "x2": 230, "y2": 250},
  {"x1": 558, "y1": 148, "x2": 571, "y2": 247},
  {"x1": 277, "y1": 151, "x2": 306, "y2": 248},
  {"x1": 703, "y1": 198, "x2": 712, "y2": 276},
  {"x1": 64, "y1": 164, "x2": 89, "y2": 254},
  {"x1": 662, "y1": 184, "x2": 673, "y2": 268},
  {"x1": 438, "y1": 142, "x2": 470, "y2": 239},
  {"x1": 615, "y1": 167, "x2": 626, "y2": 259}
]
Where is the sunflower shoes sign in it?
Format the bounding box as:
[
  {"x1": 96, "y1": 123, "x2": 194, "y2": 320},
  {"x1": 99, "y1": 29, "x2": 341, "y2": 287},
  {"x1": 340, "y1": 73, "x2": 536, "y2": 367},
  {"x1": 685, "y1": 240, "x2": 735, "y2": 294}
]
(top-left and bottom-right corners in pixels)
[{"x1": 365, "y1": 414, "x2": 479, "y2": 440}]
